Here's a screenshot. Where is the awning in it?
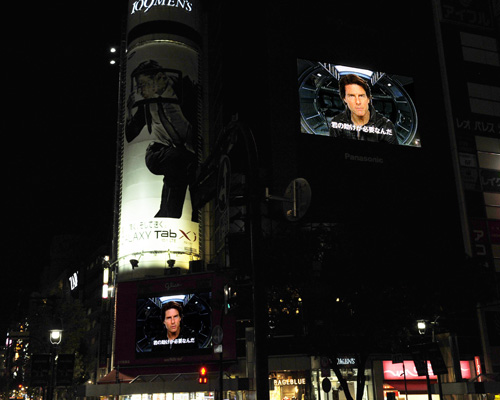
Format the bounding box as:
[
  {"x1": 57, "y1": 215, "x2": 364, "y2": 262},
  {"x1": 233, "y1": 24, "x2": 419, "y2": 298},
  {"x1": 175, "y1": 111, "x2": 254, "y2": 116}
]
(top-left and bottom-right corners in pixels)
[
  {"x1": 98, "y1": 369, "x2": 135, "y2": 384},
  {"x1": 385, "y1": 380, "x2": 433, "y2": 393}
]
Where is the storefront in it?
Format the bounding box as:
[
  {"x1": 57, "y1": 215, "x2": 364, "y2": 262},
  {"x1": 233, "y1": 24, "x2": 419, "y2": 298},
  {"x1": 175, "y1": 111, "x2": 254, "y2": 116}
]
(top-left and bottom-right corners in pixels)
[
  {"x1": 79, "y1": 372, "x2": 248, "y2": 400},
  {"x1": 310, "y1": 357, "x2": 373, "y2": 400},
  {"x1": 270, "y1": 372, "x2": 308, "y2": 400},
  {"x1": 82, "y1": 356, "x2": 375, "y2": 400},
  {"x1": 119, "y1": 394, "x2": 215, "y2": 400},
  {"x1": 381, "y1": 359, "x2": 473, "y2": 400}
]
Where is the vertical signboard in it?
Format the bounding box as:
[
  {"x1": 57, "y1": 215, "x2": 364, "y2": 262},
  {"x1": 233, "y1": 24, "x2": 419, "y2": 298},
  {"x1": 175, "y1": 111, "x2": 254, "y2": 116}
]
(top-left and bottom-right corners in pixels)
[
  {"x1": 117, "y1": 1, "x2": 202, "y2": 279},
  {"x1": 435, "y1": 0, "x2": 500, "y2": 266},
  {"x1": 435, "y1": 0, "x2": 500, "y2": 373}
]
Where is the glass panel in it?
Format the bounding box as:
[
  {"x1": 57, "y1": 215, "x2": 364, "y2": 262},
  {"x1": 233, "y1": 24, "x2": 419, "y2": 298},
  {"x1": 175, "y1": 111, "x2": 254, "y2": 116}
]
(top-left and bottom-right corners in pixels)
[{"x1": 478, "y1": 152, "x2": 500, "y2": 170}]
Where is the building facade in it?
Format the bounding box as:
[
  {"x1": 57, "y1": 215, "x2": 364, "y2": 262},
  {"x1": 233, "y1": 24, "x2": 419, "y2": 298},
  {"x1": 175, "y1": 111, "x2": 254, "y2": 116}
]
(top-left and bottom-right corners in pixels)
[{"x1": 78, "y1": 1, "x2": 500, "y2": 400}]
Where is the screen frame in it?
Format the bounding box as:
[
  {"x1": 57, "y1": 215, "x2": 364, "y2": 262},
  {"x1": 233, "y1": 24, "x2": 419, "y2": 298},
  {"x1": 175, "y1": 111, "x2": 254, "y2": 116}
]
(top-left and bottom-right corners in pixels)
[
  {"x1": 115, "y1": 272, "x2": 236, "y2": 367},
  {"x1": 135, "y1": 290, "x2": 213, "y2": 358},
  {"x1": 297, "y1": 58, "x2": 420, "y2": 147}
]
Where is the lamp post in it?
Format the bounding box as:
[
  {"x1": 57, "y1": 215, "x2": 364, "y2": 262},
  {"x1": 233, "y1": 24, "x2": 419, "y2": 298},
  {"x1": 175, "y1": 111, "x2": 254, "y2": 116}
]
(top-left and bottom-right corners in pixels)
[
  {"x1": 416, "y1": 320, "x2": 433, "y2": 400},
  {"x1": 47, "y1": 330, "x2": 62, "y2": 400},
  {"x1": 415, "y1": 319, "x2": 444, "y2": 400}
]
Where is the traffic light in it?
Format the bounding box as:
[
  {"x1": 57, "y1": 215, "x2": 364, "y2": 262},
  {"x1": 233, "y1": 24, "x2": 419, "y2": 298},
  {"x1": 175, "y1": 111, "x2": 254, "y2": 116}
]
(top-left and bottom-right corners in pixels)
[
  {"x1": 224, "y1": 284, "x2": 238, "y2": 314},
  {"x1": 198, "y1": 366, "x2": 208, "y2": 384}
]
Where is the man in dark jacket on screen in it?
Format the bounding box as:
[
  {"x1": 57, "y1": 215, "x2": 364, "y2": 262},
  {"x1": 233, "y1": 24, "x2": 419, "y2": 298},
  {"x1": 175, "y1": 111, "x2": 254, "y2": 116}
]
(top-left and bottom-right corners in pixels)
[{"x1": 329, "y1": 74, "x2": 398, "y2": 145}]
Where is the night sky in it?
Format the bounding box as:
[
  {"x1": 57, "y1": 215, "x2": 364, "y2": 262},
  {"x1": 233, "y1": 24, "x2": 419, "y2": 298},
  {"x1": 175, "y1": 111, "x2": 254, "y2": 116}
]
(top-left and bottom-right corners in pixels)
[
  {"x1": 2, "y1": 2, "x2": 127, "y2": 335},
  {"x1": 2, "y1": 1, "x2": 496, "y2": 339}
]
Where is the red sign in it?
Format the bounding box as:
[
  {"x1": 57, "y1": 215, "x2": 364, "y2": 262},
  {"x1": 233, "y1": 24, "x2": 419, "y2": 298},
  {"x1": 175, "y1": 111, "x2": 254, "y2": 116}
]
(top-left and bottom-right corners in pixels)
[
  {"x1": 475, "y1": 356, "x2": 482, "y2": 381},
  {"x1": 383, "y1": 360, "x2": 471, "y2": 380}
]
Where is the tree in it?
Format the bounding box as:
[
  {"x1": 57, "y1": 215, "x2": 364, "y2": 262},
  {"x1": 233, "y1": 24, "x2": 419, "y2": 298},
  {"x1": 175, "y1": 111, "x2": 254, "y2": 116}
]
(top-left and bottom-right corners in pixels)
[
  {"x1": 261, "y1": 218, "x2": 495, "y2": 400},
  {"x1": 26, "y1": 289, "x2": 92, "y2": 396}
]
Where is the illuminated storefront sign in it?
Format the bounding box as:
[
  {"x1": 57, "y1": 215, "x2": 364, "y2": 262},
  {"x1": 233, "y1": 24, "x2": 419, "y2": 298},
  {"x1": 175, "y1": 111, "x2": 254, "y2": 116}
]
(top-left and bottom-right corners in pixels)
[
  {"x1": 383, "y1": 360, "x2": 471, "y2": 380},
  {"x1": 69, "y1": 272, "x2": 78, "y2": 290},
  {"x1": 131, "y1": 0, "x2": 193, "y2": 15},
  {"x1": 273, "y1": 378, "x2": 306, "y2": 386},
  {"x1": 336, "y1": 357, "x2": 356, "y2": 366},
  {"x1": 474, "y1": 356, "x2": 482, "y2": 381},
  {"x1": 270, "y1": 372, "x2": 308, "y2": 400}
]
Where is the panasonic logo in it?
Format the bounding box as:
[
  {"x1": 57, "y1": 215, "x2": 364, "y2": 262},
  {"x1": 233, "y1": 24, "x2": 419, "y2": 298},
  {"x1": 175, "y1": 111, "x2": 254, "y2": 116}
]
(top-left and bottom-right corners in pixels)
[{"x1": 345, "y1": 153, "x2": 384, "y2": 164}]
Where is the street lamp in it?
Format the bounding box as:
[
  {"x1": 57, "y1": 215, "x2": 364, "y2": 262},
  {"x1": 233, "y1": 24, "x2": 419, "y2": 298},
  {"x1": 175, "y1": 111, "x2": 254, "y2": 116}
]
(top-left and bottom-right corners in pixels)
[
  {"x1": 49, "y1": 330, "x2": 62, "y2": 345},
  {"x1": 414, "y1": 318, "x2": 444, "y2": 400},
  {"x1": 47, "y1": 330, "x2": 62, "y2": 400},
  {"x1": 417, "y1": 319, "x2": 427, "y2": 335},
  {"x1": 412, "y1": 320, "x2": 433, "y2": 400}
]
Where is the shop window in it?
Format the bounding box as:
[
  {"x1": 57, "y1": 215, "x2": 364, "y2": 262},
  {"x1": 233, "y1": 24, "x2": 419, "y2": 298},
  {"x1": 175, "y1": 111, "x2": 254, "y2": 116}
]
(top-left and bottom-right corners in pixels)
[{"x1": 270, "y1": 371, "x2": 308, "y2": 400}]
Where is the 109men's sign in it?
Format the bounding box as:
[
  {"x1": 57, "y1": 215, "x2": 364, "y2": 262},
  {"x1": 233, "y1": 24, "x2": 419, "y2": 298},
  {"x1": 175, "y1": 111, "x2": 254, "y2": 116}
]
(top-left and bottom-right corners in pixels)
[{"x1": 131, "y1": 0, "x2": 193, "y2": 14}]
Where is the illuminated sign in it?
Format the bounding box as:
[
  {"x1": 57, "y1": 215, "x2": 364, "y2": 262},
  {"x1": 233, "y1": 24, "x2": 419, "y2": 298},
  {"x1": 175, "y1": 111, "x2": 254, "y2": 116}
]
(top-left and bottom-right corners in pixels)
[
  {"x1": 118, "y1": 39, "x2": 201, "y2": 278},
  {"x1": 474, "y1": 356, "x2": 482, "y2": 381},
  {"x1": 274, "y1": 378, "x2": 306, "y2": 386},
  {"x1": 131, "y1": 0, "x2": 193, "y2": 15},
  {"x1": 126, "y1": 0, "x2": 201, "y2": 45},
  {"x1": 68, "y1": 272, "x2": 78, "y2": 291},
  {"x1": 337, "y1": 357, "x2": 356, "y2": 366},
  {"x1": 383, "y1": 360, "x2": 471, "y2": 380}
]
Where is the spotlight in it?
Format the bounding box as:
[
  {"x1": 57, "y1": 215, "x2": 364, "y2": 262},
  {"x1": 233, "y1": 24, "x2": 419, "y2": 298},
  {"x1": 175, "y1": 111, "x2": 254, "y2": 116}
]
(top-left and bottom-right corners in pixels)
[
  {"x1": 130, "y1": 259, "x2": 139, "y2": 269},
  {"x1": 167, "y1": 259, "x2": 176, "y2": 268}
]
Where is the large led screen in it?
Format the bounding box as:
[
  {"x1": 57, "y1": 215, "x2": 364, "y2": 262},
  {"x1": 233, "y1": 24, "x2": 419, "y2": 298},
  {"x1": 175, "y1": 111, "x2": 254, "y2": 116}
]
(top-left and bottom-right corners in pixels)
[
  {"x1": 298, "y1": 59, "x2": 420, "y2": 147},
  {"x1": 115, "y1": 274, "x2": 237, "y2": 366},
  {"x1": 136, "y1": 291, "x2": 212, "y2": 357}
]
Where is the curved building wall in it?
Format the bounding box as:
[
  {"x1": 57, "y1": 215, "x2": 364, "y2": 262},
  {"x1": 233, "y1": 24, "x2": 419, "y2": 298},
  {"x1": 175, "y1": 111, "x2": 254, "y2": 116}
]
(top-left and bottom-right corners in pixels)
[{"x1": 117, "y1": 0, "x2": 203, "y2": 280}]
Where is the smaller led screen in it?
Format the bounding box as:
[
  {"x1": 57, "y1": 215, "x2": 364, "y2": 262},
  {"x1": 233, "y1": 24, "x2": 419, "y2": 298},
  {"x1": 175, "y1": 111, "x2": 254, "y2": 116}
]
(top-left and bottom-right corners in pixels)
[
  {"x1": 298, "y1": 59, "x2": 420, "y2": 147},
  {"x1": 135, "y1": 291, "x2": 212, "y2": 357}
]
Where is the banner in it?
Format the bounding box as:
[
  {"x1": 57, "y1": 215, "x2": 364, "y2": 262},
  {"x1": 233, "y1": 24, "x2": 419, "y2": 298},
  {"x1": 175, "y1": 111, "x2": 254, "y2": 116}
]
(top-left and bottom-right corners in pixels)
[{"x1": 118, "y1": 40, "x2": 200, "y2": 278}]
